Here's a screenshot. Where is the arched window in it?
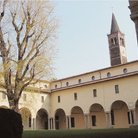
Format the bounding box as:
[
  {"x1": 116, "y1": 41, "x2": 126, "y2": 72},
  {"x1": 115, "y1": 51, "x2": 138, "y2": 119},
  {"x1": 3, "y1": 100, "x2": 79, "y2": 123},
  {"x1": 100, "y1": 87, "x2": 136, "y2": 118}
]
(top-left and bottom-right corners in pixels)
[
  {"x1": 111, "y1": 38, "x2": 117, "y2": 45},
  {"x1": 55, "y1": 84, "x2": 57, "y2": 89},
  {"x1": 78, "y1": 79, "x2": 81, "y2": 84},
  {"x1": 44, "y1": 85, "x2": 47, "y2": 88},
  {"x1": 114, "y1": 38, "x2": 117, "y2": 45},
  {"x1": 66, "y1": 82, "x2": 69, "y2": 86},
  {"x1": 120, "y1": 38, "x2": 124, "y2": 45}
]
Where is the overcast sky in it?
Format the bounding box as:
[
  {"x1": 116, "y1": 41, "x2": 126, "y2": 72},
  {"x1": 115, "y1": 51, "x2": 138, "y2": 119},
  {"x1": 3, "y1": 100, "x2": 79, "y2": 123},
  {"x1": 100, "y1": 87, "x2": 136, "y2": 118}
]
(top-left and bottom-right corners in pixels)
[{"x1": 53, "y1": 0, "x2": 138, "y2": 79}]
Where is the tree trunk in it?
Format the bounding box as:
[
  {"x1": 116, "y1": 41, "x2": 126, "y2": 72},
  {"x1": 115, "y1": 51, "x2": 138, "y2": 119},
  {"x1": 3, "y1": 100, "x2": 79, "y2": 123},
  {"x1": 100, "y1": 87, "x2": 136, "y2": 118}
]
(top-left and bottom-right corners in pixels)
[{"x1": 8, "y1": 97, "x2": 19, "y2": 113}]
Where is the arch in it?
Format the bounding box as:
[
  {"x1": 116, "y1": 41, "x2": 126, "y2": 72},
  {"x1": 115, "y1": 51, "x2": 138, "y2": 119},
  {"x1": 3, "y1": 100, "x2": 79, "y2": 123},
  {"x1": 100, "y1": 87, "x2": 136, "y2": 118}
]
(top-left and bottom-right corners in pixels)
[
  {"x1": 89, "y1": 103, "x2": 105, "y2": 129},
  {"x1": 89, "y1": 103, "x2": 105, "y2": 112},
  {"x1": 36, "y1": 108, "x2": 48, "y2": 130},
  {"x1": 19, "y1": 107, "x2": 32, "y2": 130},
  {"x1": 111, "y1": 100, "x2": 129, "y2": 128},
  {"x1": 70, "y1": 106, "x2": 84, "y2": 129},
  {"x1": 111, "y1": 100, "x2": 128, "y2": 110},
  {"x1": 71, "y1": 106, "x2": 84, "y2": 115},
  {"x1": 0, "y1": 105, "x2": 9, "y2": 109},
  {"x1": 55, "y1": 108, "x2": 66, "y2": 130}
]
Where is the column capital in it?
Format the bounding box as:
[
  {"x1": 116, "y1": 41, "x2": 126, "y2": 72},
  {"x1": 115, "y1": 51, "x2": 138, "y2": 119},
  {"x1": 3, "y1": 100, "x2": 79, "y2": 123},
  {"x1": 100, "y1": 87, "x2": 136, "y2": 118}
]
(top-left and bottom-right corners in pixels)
[
  {"x1": 84, "y1": 113, "x2": 90, "y2": 116},
  {"x1": 105, "y1": 111, "x2": 110, "y2": 114},
  {"x1": 129, "y1": 108, "x2": 136, "y2": 111},
  {"x1": 128, "y1": 109, "x2": 133, "y2": 112},
  {"x1": 49, "y1": 117, "x2": 54, "y2": 120}
]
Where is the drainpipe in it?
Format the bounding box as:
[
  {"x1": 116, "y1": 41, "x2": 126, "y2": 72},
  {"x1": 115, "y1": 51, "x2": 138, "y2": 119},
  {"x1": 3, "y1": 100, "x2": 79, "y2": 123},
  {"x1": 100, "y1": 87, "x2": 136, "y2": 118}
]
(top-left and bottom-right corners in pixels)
[
  {"x1": 98, "y1": 71, "x2": 101, "y2": 79},
  {"x1": 60, "y1": 81, "x2": 62, "y2": 88}
]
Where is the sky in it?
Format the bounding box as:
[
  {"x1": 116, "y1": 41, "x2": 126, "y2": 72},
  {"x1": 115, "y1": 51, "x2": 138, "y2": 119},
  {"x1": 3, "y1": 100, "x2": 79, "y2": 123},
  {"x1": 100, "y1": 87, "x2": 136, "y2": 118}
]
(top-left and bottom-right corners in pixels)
[{"x1": 52, "y1": 0, "x2": 138, "y2": 80}]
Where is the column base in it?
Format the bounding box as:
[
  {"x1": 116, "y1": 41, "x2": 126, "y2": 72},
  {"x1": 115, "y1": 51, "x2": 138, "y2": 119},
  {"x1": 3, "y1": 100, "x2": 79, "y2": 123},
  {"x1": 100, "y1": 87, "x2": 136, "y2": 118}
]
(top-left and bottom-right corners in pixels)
[
  {"x1": 106, "y1": 126, "x2": 113, "y2": 129},
  {"x1": 129, "y1": 124, "x2": 138, "y2": 128}
]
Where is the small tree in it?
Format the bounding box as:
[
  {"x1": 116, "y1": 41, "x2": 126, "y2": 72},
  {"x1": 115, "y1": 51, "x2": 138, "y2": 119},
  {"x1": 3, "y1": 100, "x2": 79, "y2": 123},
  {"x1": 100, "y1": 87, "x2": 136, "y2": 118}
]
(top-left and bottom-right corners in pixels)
[{"x1": 0, "y1": 0, "x2": 58, "y2": 112}]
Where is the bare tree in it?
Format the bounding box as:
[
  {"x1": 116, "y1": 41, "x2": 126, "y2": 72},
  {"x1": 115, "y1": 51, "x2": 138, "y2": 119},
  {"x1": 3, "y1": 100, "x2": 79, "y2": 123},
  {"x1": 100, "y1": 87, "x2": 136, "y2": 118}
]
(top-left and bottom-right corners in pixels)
[{"x1": 0, "y1": 0, "x2": 58, "y2": 112}]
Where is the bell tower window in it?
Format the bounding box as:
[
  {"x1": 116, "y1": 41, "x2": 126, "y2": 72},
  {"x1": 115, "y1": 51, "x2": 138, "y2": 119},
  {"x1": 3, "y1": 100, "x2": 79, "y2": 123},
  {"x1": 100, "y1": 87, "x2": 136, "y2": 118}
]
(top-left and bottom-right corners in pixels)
[
  {"x1": 120, "y1": 38, "x2": 124, "y2": 45},
  {"x1": 111, "y1": 38, "x2": 117, "y2": 45}
]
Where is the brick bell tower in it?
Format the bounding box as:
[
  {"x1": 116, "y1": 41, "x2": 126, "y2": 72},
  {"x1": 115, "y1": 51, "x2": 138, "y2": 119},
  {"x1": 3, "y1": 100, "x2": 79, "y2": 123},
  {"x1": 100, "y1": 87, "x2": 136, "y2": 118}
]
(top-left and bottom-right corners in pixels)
[{"x1": 107, "y1": 13, "x2": 127, "y2": 66}]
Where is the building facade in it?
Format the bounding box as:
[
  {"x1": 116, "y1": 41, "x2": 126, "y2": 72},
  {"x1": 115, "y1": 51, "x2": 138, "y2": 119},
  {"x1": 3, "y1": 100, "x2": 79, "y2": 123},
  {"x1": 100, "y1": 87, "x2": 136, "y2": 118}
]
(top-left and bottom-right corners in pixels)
[{"x1": 0, "y1": 13, "x2": 138, "y2": 130}]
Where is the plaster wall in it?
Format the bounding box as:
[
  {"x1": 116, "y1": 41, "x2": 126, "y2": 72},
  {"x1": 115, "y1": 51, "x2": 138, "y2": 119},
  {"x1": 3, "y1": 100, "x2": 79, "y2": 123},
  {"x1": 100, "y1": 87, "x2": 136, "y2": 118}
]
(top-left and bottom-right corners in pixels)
[{"x1": 50, "y1": 74, "x2": 138, "y2": 116}]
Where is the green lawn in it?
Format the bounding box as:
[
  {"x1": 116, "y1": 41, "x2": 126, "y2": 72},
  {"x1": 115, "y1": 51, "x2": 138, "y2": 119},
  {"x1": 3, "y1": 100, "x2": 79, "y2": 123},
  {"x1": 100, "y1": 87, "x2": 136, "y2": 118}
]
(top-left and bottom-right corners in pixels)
[{"x1": 23, "y1": 128, "x2": 138, "y2": 138}]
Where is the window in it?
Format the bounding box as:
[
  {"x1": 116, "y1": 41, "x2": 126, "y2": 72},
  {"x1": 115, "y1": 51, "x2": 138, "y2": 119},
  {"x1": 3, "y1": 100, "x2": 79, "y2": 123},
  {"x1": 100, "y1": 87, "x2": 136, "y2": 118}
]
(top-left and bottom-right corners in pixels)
[
  {"x1": 111, "y1": 38, "x2": 117, "y2": 45},
  {"x1": 41, "y1": 96, "x2": 44, "y2": 103},
  {"x1": 2, "y1": 93, "x2": 6, "y2": 99},
  {"x1": 123, "y1": 68, "x2": 127, "y2": 74},
  {"x1": 71, "y1": 117, "x2": 75, "y2": 127},
  {"x1": 66, "y1": 82, "x2": 69, "y2": 86},
  {"x1": 107, "y1": 72, "x2": 111, "y2": 77},
  {"x1": 23, "y1": 94, "x2": 26, "y2": 101},
  {"x1": 55, "y1": 85, "x2": 57, "y2": 89},
  {"x1": 44, "y1": 85, "x2": 47, "y2": 88},
  {"x1": 93, "y1": 89, "x2": 97, "y2": 97},
  {"x1": 115, "y1": 85, "x2": 119, "y2": 93},
  {"x1": 92, "y1": 76, "x2": 95, "y2": 81},
  {"x1": 78, "y1": 79, "x2": 81, "y2": 84},
  {"x1": 120, "y1": 38, "x2": 124, "y2": 45},
  {"x1": 58, "y1": 96, "x2": 60, "y2": 103},
  {"x1": 74, "y1": 93, "x2": 77, "y2": 100},
  {"x1": 111, "y1": 38, "x2": 114, "y2": 44},
  {"x1": 111, "y1": 110, "x2": 115, "y2": 125},
  {"x1": 92, "y1": 115, "x2": 96, "y2": 126},
  {"x1": 114, "y1": 38, "x2": 117, "y2": 45}
]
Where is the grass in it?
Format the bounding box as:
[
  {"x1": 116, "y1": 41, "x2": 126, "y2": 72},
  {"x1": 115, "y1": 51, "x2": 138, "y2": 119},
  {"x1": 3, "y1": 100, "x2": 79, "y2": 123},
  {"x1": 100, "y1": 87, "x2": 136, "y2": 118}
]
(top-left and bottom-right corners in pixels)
[{"x1": 22, "y1": 128, "x2": 138, "y2": 138}]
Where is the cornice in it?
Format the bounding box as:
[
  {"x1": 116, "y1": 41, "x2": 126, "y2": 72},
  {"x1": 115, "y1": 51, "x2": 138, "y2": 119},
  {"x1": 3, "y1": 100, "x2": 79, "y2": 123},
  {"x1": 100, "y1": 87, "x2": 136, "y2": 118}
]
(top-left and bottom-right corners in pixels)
[{"x1": 51, "y1": 71, "x2": 138, "y2": 93}]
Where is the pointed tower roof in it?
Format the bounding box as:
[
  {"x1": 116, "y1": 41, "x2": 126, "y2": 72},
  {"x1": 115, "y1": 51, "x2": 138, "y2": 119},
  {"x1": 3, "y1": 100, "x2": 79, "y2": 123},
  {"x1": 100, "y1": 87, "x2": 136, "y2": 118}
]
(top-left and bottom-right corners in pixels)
[{"x1": 110, "y1": 13, "x2": 121, "y2": 34}]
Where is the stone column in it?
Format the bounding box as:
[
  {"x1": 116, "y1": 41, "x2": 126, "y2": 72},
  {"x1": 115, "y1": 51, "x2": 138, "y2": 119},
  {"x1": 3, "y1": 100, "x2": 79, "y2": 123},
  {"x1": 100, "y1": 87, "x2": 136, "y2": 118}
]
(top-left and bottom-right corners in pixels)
[
  {"x1": 53, "y1": 117, "x2": 55, "y2": 130},
  {"x1": 84, "y1": 114, "x2": 90, "y2": 129},
  {"x1": 133, "y1": 109, "x2": 137, "y2": 125},
  {"x1": 50, "y1": 118, "x2": 53, "y2": 129},
  {"x1": 31, "y1": 117, "x2": 33, "y2": 130},
  {"x1": 68, "y1": 115, "x2": 71, "y2": 129},
  {"x1": 129, "y1": 110, "x2": 133, "y2": 127},
  {"x1": 66, "y1": 116, "x2": 69, "y2": 129},
  {"x1": 109, "y1": 112, "x2": 112, "y2": 128},
  {"x1": 48, "y1": 118, "x2": 50, "y2": 130},
  {"x1": 87, "y1": 114, "x2": 90, "y2": 129},
  {"x1": 33, "y1": 118, "x2": 36, "y2": 130},
  {"x1": 84, "y1": 114, "x2": 87, "y2": 129},
  {"x1": 105, "y1": 113, "x2": 108, "y2": 128},
  {"x1": 129, "y1": 1, "x2": 138, "y2": 44}
]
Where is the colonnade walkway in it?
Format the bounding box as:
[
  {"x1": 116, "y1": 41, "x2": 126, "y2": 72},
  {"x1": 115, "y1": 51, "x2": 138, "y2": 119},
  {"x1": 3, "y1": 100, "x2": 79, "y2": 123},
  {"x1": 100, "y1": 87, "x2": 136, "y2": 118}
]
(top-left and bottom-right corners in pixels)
[{"x1": 14, "y1": 100, "x2": 138, "y2": 130}]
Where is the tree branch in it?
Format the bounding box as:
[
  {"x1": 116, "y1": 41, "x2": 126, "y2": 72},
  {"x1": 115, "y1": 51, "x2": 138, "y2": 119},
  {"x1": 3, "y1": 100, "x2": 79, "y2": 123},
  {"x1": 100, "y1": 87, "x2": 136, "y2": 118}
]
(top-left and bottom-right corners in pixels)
[
  {"x1": 6, "y1": 39, "x2": 12, "y2": 56},
  {"x1": 21, "y1": 48, "x2": 39, "y2": 80},
  {"x1": 0, "y1": 0, "x2": 7, "y2": 21},
  {"x1": 0, "y1": 90, "x2": 7, "y2": 95},
  {"x1": 0, "y1": 83, "x2": 6, "y2": 89}
]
